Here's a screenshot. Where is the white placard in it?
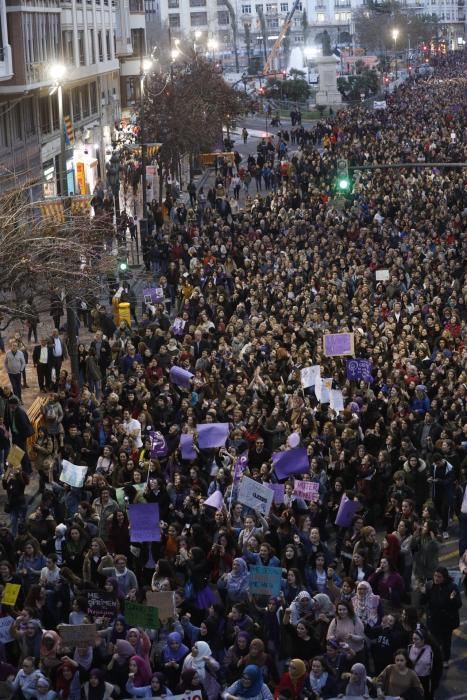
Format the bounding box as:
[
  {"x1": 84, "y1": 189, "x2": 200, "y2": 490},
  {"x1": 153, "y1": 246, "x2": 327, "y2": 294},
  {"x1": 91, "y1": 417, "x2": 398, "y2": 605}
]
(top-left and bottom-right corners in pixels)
[
  {"x1": 60, "y1": 459, "x2": 88, "y2": 488},
  {"x1": 237, "y1": 476, "x2": 274, "y2": 516}
]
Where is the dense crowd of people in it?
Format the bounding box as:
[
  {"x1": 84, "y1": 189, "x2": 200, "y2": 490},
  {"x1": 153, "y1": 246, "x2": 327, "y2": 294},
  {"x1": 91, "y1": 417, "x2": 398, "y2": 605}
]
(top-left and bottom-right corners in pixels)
[{"x1": 0, "y1": 48, "x2": 465, "y2": 700}]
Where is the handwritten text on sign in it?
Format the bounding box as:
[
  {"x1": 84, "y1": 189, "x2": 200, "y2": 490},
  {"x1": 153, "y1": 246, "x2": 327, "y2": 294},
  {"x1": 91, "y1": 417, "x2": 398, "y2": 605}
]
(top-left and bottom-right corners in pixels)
[
  {"x1": 293, "y1": 480, "x2": 319, "y2": 502},
  {"x1": 249, "y1": 565, "x2": 282, "y2": 596}
]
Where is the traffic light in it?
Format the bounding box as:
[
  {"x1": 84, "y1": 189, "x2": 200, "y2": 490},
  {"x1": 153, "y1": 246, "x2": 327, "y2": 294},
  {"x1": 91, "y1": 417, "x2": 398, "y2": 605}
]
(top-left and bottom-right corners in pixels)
[
  {"x1": 336, "y1": 158, "x2": 350, "y2": 193},
  {"x1": 118, "y1": 259, "x2": 128, "y2": 272}
]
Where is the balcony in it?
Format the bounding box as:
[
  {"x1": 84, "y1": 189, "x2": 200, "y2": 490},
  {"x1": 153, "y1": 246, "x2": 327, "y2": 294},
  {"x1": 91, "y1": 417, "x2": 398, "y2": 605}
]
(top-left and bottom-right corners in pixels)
[
  {"x1": 129, "y1": 0, "x2": 144, "y2": 11},
  {"x1": 335, "y1": 1, "x2": 351, "y2": 7}
]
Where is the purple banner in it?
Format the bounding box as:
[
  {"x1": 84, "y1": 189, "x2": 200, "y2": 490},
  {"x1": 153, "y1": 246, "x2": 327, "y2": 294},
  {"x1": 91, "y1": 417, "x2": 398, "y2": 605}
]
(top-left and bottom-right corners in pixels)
[
  {"x1": 128, "y1": 503, "x2": 161, "y2": 542},
  {"x1": 346, "y1": 358, "x2": 373, "y2": 383},
  {"x1": 197, "y1": 423, "x2": 230, "y2": 449},
  {"x1": 335, "y1": 494, "x2": 360, "y2": 528},
  {"x1": 149, "y1": 430, "x2": 168, "y2": 458},
  {"x1": 323, "y1": 332, "x2": 354, "y2": 357},
  {"x1": 180, "y1": 433, "x2": 197, "y2": 460},
  {"x1": 266, "y1": 482, "x2": 285, "y2": 504},
  {"x1": 170, "y1": 365, "x2": 194, "y2": 389},
  {"x1": 272, "y1": 448, "x2": 309, "y2": 480}
]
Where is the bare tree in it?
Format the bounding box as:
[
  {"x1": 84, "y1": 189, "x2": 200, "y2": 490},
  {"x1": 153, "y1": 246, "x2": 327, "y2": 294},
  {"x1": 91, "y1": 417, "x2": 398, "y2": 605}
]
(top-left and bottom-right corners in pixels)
[{"x1": 224, "y1": 0, "x2": 240, "y2": 72}]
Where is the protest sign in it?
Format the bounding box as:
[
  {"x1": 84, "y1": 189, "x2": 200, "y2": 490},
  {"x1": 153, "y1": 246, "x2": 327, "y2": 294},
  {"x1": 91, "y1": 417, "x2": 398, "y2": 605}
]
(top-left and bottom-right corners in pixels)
[
  {"x1": 323, "y1": 333, "x2": 355, "y2": 357},
  {"x1": 237, "y1": 476, "x2": 273, "y2": 516},
  {"x1": 315, "y1": 377, "x2": 333, "y2": 404},
  {"x1": 197, "y1": 423, "x2": 229, "y2": 449},
  {"x1": 375, "y1": 269, "x2": 390, "y2": 281},
  {"x1": 145, "y1": 591, "x2": 176, "y2": 623},
  {"x1": 143, "y1": 287, "x2": 164, "y2": 304},
  {"x1": 7, "y1": 445, "x2": 24, "y2": 469},
  {"x1": 116, "y1": 484, "x2": 145, "y2": 508},
  {"x1": 60, "y1": 460, "x2": 88, "y2": 488},
  {"x1": 335, "y1": 494, "x2": 360, "y2": 528},
  {"x1": 59, "y1": 623, "x2": 96, "y2": 646},
  {"x1": 272, "y1": 448, "x2": 309, "y2": 480},
  {"x1": 249, "y1": 565, "x2": 283, "y2": 596},
  {"x1": 1, "y1": 583, "x2": 21, "y2": 606},
  {"x1": 300, "y1": 365, "x2": 320, "y2": 389},
  {"x1": 233, "y1": 453, "x2": 248, "y2": 480},
  {"x1": 152, "y1": 693, "x2": 202, "y2": 700},
  {"x1": 180, "y1": 433, "x2": 197, "y2": 460},
  {"x1": 125, "y1": 601, "x2": 159, "y2": 629},
  {"x1": 87, "y1": 591, "x2": 118, "y2": 620},
  {"x1": 128, "y1": 503, "x2": 161, "y2": 542},
  {"x1": 330, "y1": 389, "x2": 344, "y2": 412},
  {"x1": 266, "y1": 483, "x2": 285, "y2": 505},
  {"x1": 373, "y1": 100, "x2": 387, "y2": 110},
  {"x1": 169, "y1": 366, "x2": 193, "y2": 389},
  {"x1": 293, "y1": 480, "x2": 319, "y2": 502},
  {"x1": 204, "y1": 490, "x2": 224, "y2": 510},
  {"x1": 0, "y1": 617, "x2": 14, "y2": 644},
  {"x1": 346, "y1": 358, "x2": 373, "y2": 383},
  {"x1": 172, "y1": 318, "x2": 186, "y2": 336},
  {"x1": 149, "y1": 431, "x2": 168, "y2": 458}
]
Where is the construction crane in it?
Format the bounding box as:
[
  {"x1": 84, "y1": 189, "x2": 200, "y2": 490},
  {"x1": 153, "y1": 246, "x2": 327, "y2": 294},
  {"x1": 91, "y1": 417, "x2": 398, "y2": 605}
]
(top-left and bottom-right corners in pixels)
[{"x1": 262, "y1": 0, "x2": 302, "y2": 75}]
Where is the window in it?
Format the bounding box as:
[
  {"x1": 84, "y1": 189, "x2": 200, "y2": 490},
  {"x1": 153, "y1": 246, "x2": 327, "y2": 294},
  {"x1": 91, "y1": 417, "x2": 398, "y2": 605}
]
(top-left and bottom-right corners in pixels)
[
  {"x1": 335, "y1": 12, "x2": 340, "y2": 19},
  {"x1": 168, "y1": 0, "x2": 179, "y2": 7},
  {"x1": 266, "y1": 3, "x2": 277, "y2": 11},
  {"x1": 39, "y1": 96, "x2": 51, "y2": 135},
  {"x1": 51, "y1": 93, "x2": 59, "y2": 130},
  {"x1": 280, "y1": 2, "x2": 288, "y2": 10},
  {"x1": 98, "y1": 30, "x2": 103, "y2": 61},
  {"x1": 267, "y1": 16, "x2": 278, "y2": 25},
  {"x1": 317, "y1": 11, "x2": 324, "y2": 19},
  {"x1": 62, "y1": 29, "x2": 74, "y2": 63},
  {"x1": 190, "y1": 11, "x2": 208, "y2": 23},
  {"x1": 168, "y1": 13, "x2": 180, "y2": 25},
  {"x1": 78, "y1": 29, "x2": 85, "y2": 65},
  {"x1": 106, "y1": 29, "x2": 111, "y2": 59},
  {"x1": 81, "y1": 85, "x2": 90, "y2": 118},
  {"x1": 89, "y1": 28, "x2": 96, "y2": 63},
  {"x1": 90, "y1": 82, "x2": 98, "y2": 113},
  {"x1": 294, "y1": 34, "x2": 303, "y2": 41},
  {"x1": 0, "y1": 106, "x2": 9, "y2": 147},
  {"x1": 131, "y1": 28, "x2": 145, "y2": 54},
  {"x1": 12, "y1": 103, "x2": 22, "y2": 141},
  {"x1": 190, "y1": 0, "x2": 206, "y2": 6},
  {"x1": 24, "y1": 98, "x2": 36, "y2": 136},
  {"x1": 217, "y1": 9, "x2": 229, "y2": 22},
  {"x1": 72, "y1": 87, "x2": 81, "y2": 122},
  {"x1": 217, "y1": 0, "x2": 226, "y2": 4},
  {"x1": 242, "y1": 4, "x2": 252, "y2": 11}
]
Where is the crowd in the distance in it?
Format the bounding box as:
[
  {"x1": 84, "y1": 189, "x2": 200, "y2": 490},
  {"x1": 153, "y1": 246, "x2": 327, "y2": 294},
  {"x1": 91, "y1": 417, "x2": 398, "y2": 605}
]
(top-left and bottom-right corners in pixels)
[{"x1": 0, "y1": 47, "x2": 465, "y2": 700}]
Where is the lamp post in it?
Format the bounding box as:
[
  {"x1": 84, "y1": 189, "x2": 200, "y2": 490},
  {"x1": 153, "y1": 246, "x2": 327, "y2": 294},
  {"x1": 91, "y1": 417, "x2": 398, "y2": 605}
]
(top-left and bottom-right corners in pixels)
[
  {"x1": 194, "y1": 29, "x2": 202, "y2": 53},
  {"x1": 207, "y1": 37, "x2": 218, "y2": 60},
  {"x1": 392, "y1": 28, "x2": 399, "y2": 79},
  {"x1": 139, "y1": 57, "x2": 153, "y2": 242},
  {"x1": 49, "y1": 63, "x2": 79, "y2": 381}
]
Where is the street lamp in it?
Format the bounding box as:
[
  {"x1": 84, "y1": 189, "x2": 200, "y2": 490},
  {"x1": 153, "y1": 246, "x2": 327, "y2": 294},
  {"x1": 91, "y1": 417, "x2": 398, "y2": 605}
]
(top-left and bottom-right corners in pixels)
[
  {"x1": 194, "y1": 29, "x2": 202, "y2": 52},
  {"x1": 139, "y1": 56, "x2": 153, "y2": 243},
  {"x1": 207, "y1": 37, "x2": 219, "y2": 59},
  {"x1": 392, "y1": 28, "x2": 399, "y2": 79}
]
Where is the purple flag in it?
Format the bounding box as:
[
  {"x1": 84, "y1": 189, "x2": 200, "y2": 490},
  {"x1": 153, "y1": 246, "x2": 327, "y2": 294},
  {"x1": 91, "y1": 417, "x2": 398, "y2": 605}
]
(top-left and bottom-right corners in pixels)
[
  {"x1": 234, "y1": 453, "x2": 248, "y2": 481},
  {"x1": 128, "y1": 503, "x2": 161, "y2": 542},
  {"x1": 266, "y1": 482, "x2": 285, "y2": 504},
  {"x1": 149, "y1": 430, "x2": 168, "y2": 458},
  {"x1": 197, "y1": 423, "x2": 230, "y2": 449},
  {"x1": 346, "y1": 358, "x2": 373, "y2": 383},
  {"x1": 170, "y1": 366, "x2": 194, "y2": 389},
  {"x1": 323, "y1": 332, "x2": 354, "y2": 357},
  {"x1": 180, "y1": 433, "x2": 197, "y2": 460},
  {"x1": 335, "y1": 494, "x2": 360, "y2": 528},
  {"x1": 273, "y1": 448, "x2": 309, "y2": 480},
  {"x1": 204, "y1": 490, "x2": 224, "y2": 509}
]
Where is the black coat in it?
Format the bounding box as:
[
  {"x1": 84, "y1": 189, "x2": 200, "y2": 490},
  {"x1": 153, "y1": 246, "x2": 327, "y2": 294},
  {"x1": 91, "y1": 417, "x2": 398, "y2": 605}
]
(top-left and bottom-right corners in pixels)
[{"x1": 422, "y1": 579, "x2": 462, "y2": 630}]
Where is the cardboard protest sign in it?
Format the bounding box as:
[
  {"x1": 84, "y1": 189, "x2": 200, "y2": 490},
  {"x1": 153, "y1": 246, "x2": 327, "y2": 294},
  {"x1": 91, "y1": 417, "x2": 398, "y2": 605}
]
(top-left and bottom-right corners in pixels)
[
  {"x1": 59, "y1": 623, "x2": 96, "y2": 646},
  {"x1": 330, "y1": 389, "x2": 344, "y2": 412},
  {"x1": 0, "y1": 617, "x2": 14, "y2": 644},
  {"x1": 375, "y1": 269, "x2": 390, "y2": 281},
  {"x1": 1, "y1": 583, "x2": 21, "y2": 606},
  {"x1": 323, "y1": 333, "x2": 355, "y2": 357},
  {"x1": 125, "y1": 601, "x2": 159, "y2": 629},
  {"x1": 335, "y1": 494, "x2": 360, "y2": 528},
  {"x1": 60, "y1": 459, "x2": 88, "y2": 488},
  {"x1": 7, "y1": 445, "x2": 24, "y2": 469},
  {"x1": 197, "y1": 423, "x2": 230, "y2": 449},
  {"x1": 249, "y1": 565, "x2": 282, "y2": 596},
  {"x1": 272, "y1": 448, "x2": 309, "y2": 480},
  {"x1": 128, "y1": 503, "x2": 161, "y2": 542},
  {"x1": 237, "y1": 476, "x2": 273, "y2": 516},
  {"x1": 293, "y1": 480, "x2": 319, "y2": 502},
  {"x1": 266, "y1": 483, "x2": 285, "y2": 504},
  {"x1": 300, "y1": 365, "x2": 320, "y2": 389},
  {"x1": 87, "y1": 591, "x2": 118, "y2": 620},
  {"x1": 314, "y1": 377, "x2": 333, "y2": 404},
  {"x1": 346, "y1": 358, "x2": 373, "y2": 383},
  {"x1": 169, "y1": 366, "x2": 194, "y2": 389},
  {"x1": 145, "y1": 591, "x2": 176, "y2": 623},
  {"x1": 180, "y1": 433, "x2": 197, "y2": 460}
]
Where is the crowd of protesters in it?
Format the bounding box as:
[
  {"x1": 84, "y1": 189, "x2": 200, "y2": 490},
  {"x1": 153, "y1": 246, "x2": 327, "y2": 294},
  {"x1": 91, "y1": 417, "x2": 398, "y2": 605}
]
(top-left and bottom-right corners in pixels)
[{"x1": 0, "y1": 48, "x2": 465, "y2": 700}]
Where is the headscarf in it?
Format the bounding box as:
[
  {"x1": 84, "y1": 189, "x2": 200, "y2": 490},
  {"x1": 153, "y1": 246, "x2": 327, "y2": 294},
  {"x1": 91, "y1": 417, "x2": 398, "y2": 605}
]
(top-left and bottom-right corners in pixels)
[
  {"x1": 313, "y1": 594, "x2": 335, "y2": 616},
  {"x1": 190, "y1": 641, "x2": 212, "y2": 679},
  {"x1": 345, "y1": 663, "x2": 369, "y2": 696},
  {"x1": 351, "y1": 581, "x2": 380, "y2": 627},
  {"x1": 40, "y1": 630, "x2": 61, "y2": 658},
  {"x1": 110, "y1": 615, "x2": 129, "y2": 644},
  {"x1": 163, "y1": 632, "x2": 189, "y2": 662},
  {"x1": 289, "y1": 659, "x2": 307, "y2": 686},
  {"x1": 235, "y1": 665, "x2": 264, "y2": 698},
  {"x1": 290, "y1": 590, "x2": 313, "y2": 625},
  {"x1": 227, "y1": 558, "x2": 250, "y2": 595},
  {"x1": 243, "y1": 638, "x2": 267, "y2": 667},
  {"x1": 88, "y1": 669, "x2": 106, "y2": 700},
  {"x1": 115, "y1": 640, "x2": 135, "y2": 665},
  {"x1": 127, "y1": 627, "x2": 147, "y2": 657},
  {"x1": 74, "y1": 645, "x2": 94, "y2": 671},
  {"x1": 130, "y1": 655, "x2": 152, "y2": 687}
]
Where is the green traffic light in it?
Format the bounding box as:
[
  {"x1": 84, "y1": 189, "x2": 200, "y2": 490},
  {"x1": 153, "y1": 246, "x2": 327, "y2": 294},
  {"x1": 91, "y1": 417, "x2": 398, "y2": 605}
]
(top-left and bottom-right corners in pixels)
[
  {"x1": 338, "y1": 178, "x2": 350, "y2": 191},
  {"x1": 119, "y1": 261, "x2": 128, "y2": 271}
]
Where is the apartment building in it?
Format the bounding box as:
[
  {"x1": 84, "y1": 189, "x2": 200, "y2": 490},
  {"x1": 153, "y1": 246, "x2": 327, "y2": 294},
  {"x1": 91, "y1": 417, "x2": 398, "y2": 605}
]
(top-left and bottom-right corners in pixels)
[
  {"x1": 401, "y1": 0, "x2": 465, "y2": 47},
  {"x1": 117, "y1": 0, "x2": 148, "y2": 107}
]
